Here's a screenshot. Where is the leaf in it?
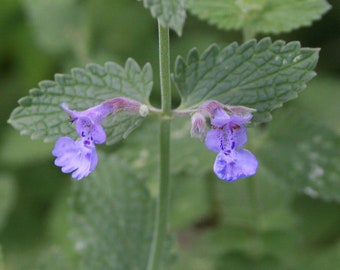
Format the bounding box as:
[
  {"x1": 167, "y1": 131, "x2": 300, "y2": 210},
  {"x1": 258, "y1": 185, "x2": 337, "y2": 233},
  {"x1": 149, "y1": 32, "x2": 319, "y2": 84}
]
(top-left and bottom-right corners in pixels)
[
  {"x1": 139, "y1": 0, "x2": 186, "y2": 35},
  {"x1": 8, "y1": 59, "x2": 153, "y2": 144},
  {"x1": 173, "y1": 38, "x2": 319, "y2": 123},
  {"x1": 259, "y1": 109, "x2": 340, "y2": 202},
  {"x1": 70, "y1": 153, "x2": 155, "y2": 270},
  {"x1": 186, "y1": 0, "x2": 331, "y2": 35}
]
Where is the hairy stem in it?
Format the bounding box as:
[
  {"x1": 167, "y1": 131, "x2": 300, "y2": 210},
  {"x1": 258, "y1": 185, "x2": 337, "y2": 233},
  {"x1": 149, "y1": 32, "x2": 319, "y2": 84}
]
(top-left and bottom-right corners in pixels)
[{"x1": 147, "y1": 21, "x2": 171, "y2": 270}]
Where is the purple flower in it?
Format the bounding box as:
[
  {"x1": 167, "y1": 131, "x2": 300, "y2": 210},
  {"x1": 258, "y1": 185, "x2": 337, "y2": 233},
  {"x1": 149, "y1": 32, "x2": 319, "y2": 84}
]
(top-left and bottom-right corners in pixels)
[
  {"x1": 61, "y1": 103, "x2": 114, "y2": 144},
  {"x1": 205, "y1": 108, "x2": 258, "y2": 181},
  {"x1": 52, "y1": 102, "x2": 113, "y2": 180},
  {"x1": 52, "y1": 137, "x2": 98, "y2": 180},
  {"x1": 52, "y1": 97, "x2": 147, "y2": 180}
]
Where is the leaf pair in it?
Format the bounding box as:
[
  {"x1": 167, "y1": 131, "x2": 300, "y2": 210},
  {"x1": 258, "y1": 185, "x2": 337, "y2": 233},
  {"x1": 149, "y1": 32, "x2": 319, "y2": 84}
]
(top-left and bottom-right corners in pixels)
[{"x1": 8, "y1": 38, "x2": 319, "y2": 143}]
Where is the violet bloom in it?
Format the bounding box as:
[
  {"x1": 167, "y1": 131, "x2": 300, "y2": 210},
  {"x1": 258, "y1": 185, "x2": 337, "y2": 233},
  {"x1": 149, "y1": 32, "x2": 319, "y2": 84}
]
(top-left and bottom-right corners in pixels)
[
  {"x1": 61, "y1": 102, "x2": 114, "y2": 144},
  {"x1": 52, "y1": 102, "x2": 113, "y2": 180},
  {"x1": 205, "y1": 108, "x2": 258, "y2": 181},
  {"x1": 53, "y1": 137, "x2": 98, "y2": 180}
]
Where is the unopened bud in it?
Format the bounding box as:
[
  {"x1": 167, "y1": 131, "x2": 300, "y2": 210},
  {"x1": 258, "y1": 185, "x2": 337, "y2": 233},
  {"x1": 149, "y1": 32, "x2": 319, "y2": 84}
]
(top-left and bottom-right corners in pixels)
[{"x1": 190, "y1": 112, "x2": 207, "y2": 139}]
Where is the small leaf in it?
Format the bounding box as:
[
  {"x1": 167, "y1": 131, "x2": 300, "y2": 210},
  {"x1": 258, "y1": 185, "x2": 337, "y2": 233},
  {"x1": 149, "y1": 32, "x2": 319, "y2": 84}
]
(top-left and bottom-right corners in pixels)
[
  {"x1": 173, "y1": 38, "x2": 319, "y2": 123},
  {"x1": 70, "y1": 153, "x2": 155, "y2": 270},
  {"x1": 259, "y1": 109, "x2": 340, "y2": 202},
  {"x1": 8, "y1": 59, "x2": 153, "y2": 144},
  {"x1": 139, "y1": 0, "x2": 186, "y2": 35},
  {"x1": 186, "y1": 0, "x2": 331, "y2": 35}
]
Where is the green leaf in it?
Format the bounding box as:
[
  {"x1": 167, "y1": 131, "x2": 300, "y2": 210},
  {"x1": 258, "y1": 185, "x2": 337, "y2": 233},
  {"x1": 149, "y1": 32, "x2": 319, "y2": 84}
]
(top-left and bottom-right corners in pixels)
[
  {"x1": 139, "y1": 0, "x2": 186, "y2": 35},
  {"x1": 173, "y1": 38, "x2": 319, "y2": 123},
  {"x1": 8, "y1": 59, "x2": 153, "y2": 144},
  {"x1": 259, "y1": 109, "x2": 340, "y2": 202},
  {"x1": 70, "y1": 153, "x2": 156, "y2": 270},
  {"x1": 186, "y1": 0, "x2": 331, "y2": 35}
]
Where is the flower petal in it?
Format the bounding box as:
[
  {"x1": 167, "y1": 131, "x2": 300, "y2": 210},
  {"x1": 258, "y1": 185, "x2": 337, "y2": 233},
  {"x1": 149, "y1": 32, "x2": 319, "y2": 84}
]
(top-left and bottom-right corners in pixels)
[
  {"x1": 52, "y1": 136, "x2": 98, "y2": 180},
  {"x1": 231, "y1": 124, "x2": 248, "y2": 149},
  {"x1": 205, "y1": 129, "x2": 222, "y2": 152},
  {"x1": 211, "y1": 109, "x2": 230, "y2": 127},
  {"x1": 75, "y1": 117, "x2": 106, "y2": 144},
  {"x1": 213, "y1": 149, "x2": 258, "y2": 182}
]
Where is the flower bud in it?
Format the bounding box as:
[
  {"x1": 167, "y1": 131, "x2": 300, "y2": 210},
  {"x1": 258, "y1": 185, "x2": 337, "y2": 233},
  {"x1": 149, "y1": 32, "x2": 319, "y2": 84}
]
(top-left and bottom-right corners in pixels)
[{"x1": 190, "y1": 112, "x2": 207, "y2": 139}]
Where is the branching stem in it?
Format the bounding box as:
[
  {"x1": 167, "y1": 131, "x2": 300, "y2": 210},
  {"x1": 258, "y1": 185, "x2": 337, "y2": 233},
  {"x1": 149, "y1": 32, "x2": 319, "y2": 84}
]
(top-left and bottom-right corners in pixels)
[{"x1": 147, "y1": 21, "x2": 172, "y2": 270}]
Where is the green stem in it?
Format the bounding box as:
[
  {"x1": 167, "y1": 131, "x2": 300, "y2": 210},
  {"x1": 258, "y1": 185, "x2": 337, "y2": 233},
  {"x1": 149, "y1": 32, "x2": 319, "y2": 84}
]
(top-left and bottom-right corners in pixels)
[
  {"x1": 159, "y1": 23, "x2": 172, "y2": 116},
  {"x1": 147, "y1": 21, "x2": 172, "y2": 270}
]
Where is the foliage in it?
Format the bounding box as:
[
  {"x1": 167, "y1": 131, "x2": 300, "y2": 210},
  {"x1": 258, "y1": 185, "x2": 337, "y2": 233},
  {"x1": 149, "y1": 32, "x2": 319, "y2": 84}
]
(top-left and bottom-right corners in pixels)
[
  {"x1": 8, "y1": 60, "x2": 152, "y2": 144},
  {"x1": 173, "y1": 38, "x2": 319, "y2": 123},
  {"x1": 186, "y1": 0, "x2": 331, "y2": 35},
  {"x1": 70, "y1": 154, "x2": 156, "y2": 270},
  {"x1": 139, "y1": 0, "x2": 186, "y2": 35},
  {"x1": 1, "y1": 0, "x2": 338, "y2": 269}
]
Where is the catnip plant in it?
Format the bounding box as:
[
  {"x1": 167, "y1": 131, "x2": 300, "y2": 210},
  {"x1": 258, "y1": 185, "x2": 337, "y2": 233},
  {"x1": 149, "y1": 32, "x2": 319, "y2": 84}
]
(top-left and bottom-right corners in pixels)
[{"x1": 7, "y1": 0, "x2": 333, "y2": 269}]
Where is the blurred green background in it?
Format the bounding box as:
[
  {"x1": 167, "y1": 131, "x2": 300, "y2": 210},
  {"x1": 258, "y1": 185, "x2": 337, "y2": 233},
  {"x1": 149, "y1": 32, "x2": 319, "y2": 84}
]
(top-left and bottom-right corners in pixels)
[{"x1": 0, "y1": 0, "x2": 339, "y2": 269}]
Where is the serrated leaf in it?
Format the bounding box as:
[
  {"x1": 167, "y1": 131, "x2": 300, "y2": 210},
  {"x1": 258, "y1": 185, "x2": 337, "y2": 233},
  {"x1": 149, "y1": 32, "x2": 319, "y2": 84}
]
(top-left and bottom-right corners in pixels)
[
  {"x1": 8, "y1": 59, "x2": 153, "y2": 144},
  {"x1": 186, "y1": 0, "x2": 331, "y2": 35},
  {"x1": 173, "y1": 38, "x2": 319, "y2": 123},
  {"x1": 70, "y1": 153, "x2": 157, "y2": 270},
  {"x1": 259, "y1": 109, "x2": 340, "y2": 202},
  {"x1": 139, "y1": 0, "x2": 186, "y2": 35}
]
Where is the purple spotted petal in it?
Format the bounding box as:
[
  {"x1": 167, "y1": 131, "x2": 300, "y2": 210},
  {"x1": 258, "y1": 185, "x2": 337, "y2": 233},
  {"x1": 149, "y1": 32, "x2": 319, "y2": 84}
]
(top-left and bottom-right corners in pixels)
[
  {"x1": 52, "y1": 136, "x2": 98, "y2": 180},
  {"x1": 205, "y1": 129, "x2": 222, "y2": 152},
  {"x1": 213, "y1": 149, "x2": 258, "y2": 182},
  {"x1": 62, "y1": 103, "x2": 113, "y2": 145},
  {"x1": 231, "y1": 124, "x2": 248, "y2": 149},
  {"x1": 75, "y1": 117, "x2": 106, "y2": 144}
]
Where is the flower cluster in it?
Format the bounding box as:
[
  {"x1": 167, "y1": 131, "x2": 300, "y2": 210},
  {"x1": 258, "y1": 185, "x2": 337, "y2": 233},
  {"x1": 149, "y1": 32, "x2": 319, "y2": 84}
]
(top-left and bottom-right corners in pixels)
[
  {"x1": 53, "y1": 96, "x2": 257, "y2": 182},
  {"x1": 52, "y1": 98, "x2": 145, "y2": 180},
  {"x1": 191, "y1": 101, "x2": 258, "y2": 182}
]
